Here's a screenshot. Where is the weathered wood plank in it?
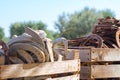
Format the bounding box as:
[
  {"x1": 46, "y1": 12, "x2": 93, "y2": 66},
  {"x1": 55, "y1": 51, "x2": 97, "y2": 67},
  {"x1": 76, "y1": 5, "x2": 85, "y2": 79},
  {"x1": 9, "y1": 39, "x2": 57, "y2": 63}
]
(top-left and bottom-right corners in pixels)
[
  {"x1": 79, "y1": 49, "x2": 90, "y2": 62},
  {"x1": 46, "y1": 74, "x2": 79, "y2": 80},
  {"x1": 0, "y1": 56, "x2": 4, "y2": 65},
  {"x1": 91, "y1": 65, "x2": 120, "y2": 79},
  {"x1": 65, "y1": 49, "x2": 75, "y2": 60},
  {"x1": 65, "y1": 49, "x2": 80, "y2": 60},
  {"x1": 0, "y1": 59, "x2": 80, "y2": 79},
  {"x1": 91, "y1": 48, "x2": 120, "y2": 62},
  {"x1": 81, "y1": 65, "x2": 120, "y2": 79},
  {"x1": 45, "y1": 39, "x2": 54, "y2": 62},
  {"x1": 80, "y1": 66, "x2": 91, "y2": 79},
  {"x1": 0, "y1": 79, "x2": 6, "y2": 80},
  {"x1": 68, "y1": 48, "x2": 120, "y2": 62},
  {"x1": 65, "y1": 49, "x2": 90, "y2": 62}
]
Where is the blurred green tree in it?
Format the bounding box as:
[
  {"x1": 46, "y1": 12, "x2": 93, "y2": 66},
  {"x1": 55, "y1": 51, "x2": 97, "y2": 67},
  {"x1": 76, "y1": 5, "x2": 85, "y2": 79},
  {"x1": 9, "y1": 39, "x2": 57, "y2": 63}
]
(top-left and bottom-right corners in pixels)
[
  {"x1": 55, "y1": 8, "x2": 115, "y2": 39},
  {"x1": 99, "y1": 9, "x2": 115, "y2": 18},
  {"x1": 10, "y1": 21, "x2": 54, "y2": 39},
  {"x1": 0, "y1": 27, "x2": 5, "y2": 39},
  {"x1": 0, "y1": 27, "x2": 8, "y2": 42}
]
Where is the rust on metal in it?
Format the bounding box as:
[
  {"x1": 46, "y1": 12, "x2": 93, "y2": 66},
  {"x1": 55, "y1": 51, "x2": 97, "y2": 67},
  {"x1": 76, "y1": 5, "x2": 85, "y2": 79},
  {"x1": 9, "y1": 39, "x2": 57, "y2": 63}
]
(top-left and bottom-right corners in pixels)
[{"x1": 68, "y1": 17, "x2": 120, "y2": 49}]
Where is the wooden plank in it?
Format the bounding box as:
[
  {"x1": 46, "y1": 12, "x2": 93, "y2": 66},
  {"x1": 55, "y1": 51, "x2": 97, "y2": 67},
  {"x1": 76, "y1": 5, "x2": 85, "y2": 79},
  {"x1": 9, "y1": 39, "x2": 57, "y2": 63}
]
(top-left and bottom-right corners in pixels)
[
  {"x1": 0, "y1": 56, "x2": 4, "y2": 65},
  {"x1": 24, "y1": 75, "x2": 51, "y2": 80},
  {"x1": 74, "y1": 50, "x2": 80, "y2": 59},
  {"x1": 66, "y1": 49, "x2": 91, "y2": 62},
  {"x1": 67, "y1": 48, "x2": 120, "y2": 62},
  {"x1": 45, "y1": 39, "x2": 54, "y2": 62},
  {"x1": 65, "y1": 49, "x2": 75, "y2": 60},
  {"x1": 81, "y1": 65, "x2": 120, "y2": 79},
  {"x1": 0, "y1": 59, "x2": 80, "y2": 79},
  {"x1": 46, "y1": 74, "x2": 79, "y2": 80},
  {"x1": 24, "y1": 74, "x2": 79, "y2": 80},
  {"x1": 65, "y1": 49, "x2": 80, "y2": 60},
  {"x1": 91, "y1": 65, "x2": 120, "y2": 79},
  {"x1": 0, "y1": 79, "x2": 6, "y2": 80},
  {"x1": 80, "y1": 66, "x2": 91, "y2": 79},
  {"x1": 79, "y1": 49, "x2": 91, "y2": 62},
  {"x1": 91, "y1": 48, "x2": 120, "y2": 62}
]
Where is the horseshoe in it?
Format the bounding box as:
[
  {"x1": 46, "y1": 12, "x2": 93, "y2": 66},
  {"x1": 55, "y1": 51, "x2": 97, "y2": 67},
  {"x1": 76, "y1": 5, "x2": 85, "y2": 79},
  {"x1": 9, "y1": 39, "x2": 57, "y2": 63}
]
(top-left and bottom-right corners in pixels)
[
  {"x1": 9, "y1": 57, "x2": 24, "y2": 64},
  {"x1": 17, "y1": 50, "x2": 34, "y2": 63},
  {"x1": 115, "y1": 30, "x2": 120, "y2": 48},
  {"x1": 25, "y1": 27, "x2": 44, "y2": 46},
  {"x1": 81, "y1": 34, "x2": 103, "y2": 48},
  {"x1": 26, "y1": 42, "x2": 49, "y2": 62},
  {"x1": 9, "y1": 43, "x2": 46, "y2": 63},
  {"x1": 7, "y1": 35, "x2": 33, "y2": 46}
]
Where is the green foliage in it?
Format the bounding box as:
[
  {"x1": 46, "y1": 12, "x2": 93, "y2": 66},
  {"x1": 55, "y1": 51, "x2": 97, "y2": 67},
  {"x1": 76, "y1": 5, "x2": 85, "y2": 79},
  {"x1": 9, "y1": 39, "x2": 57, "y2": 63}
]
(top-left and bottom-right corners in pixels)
[
  {"x1": 0, "y1": 27, "x2": 8, "y2": 42},
  {"x1": 2, "y1": 37, "x2": 9, "y2": 42},
  {"x1": 99, "y1": 9, "x2": 115, "y2": 18},
  {"x1": 55, "y1": 13, "x2": 69, "y2": 33},
  {"x1": 0, "y1": 27, "x2": 5, "y2": 39},
  {"x1": 55, "y1": 8, "x2": 115, "y2": 39},
  {"x1": 10, "y1": 21, "x2": 54, "y2": 39},
  {"x1": 10, "y1": 22, "x2": 25, "y2": 37},
  {"x1": 44, "y1": 30, "x2": 54, "y2": 40}
]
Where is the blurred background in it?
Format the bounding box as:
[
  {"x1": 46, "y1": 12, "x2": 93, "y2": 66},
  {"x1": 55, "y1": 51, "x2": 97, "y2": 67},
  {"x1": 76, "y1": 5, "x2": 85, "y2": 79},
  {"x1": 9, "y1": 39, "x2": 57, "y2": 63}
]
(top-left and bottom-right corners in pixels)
[{"x1": 0, "y1": 0, "x2": 119, "y2": 42}]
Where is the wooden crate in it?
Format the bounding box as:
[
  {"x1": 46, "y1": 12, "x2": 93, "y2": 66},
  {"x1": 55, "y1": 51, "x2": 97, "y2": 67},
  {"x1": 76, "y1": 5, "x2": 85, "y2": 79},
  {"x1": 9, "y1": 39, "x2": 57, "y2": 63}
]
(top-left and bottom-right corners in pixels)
[
  {"x1": 80, "y1": 48, "x2": 120, "y2": 79},
  {"x1": 0, "y1": 59, "x2": 80, "y2": 80},
  {"x1": 66, "y1": 48, "x2": 120, "y2": 79}
]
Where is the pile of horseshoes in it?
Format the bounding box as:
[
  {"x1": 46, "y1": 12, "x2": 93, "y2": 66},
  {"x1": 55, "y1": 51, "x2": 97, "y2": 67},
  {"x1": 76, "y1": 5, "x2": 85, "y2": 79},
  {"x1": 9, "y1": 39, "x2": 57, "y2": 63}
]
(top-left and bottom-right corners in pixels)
[
  {"x1": 0, "y1": 27, "x2": 67, "y2": 66},
  {"x1": 68, "y1": 17, "x2": 120, "y2": 48},
  {"x1": 7, "y1": 27, "x2": 51, "y2": 64},
  {"x1": 0, "y1": 17, "x2": 120, "y2": 80},
  {"x1": 0, "y1": 27, "x2": 55, "y2": 65},
  {"x1": 1, "y1": 17, "x2": 120, "y2": 65},
  {"x1": 0, "y1": 27, "x2": 68, "y2": 80}
]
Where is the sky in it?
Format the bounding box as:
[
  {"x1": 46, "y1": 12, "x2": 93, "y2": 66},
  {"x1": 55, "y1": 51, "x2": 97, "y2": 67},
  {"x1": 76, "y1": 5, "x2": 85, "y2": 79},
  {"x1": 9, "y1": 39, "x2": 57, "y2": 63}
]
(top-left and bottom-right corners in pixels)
[{"x1": 1, "y1": 0, "x2": 120, "y2": 37}]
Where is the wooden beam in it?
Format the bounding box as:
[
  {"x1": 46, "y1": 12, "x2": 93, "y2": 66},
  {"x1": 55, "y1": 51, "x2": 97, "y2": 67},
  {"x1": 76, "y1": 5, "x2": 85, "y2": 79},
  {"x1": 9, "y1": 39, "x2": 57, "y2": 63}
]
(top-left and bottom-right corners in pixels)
[
  {"x1": 45, "y1": 39, "x2": 54, "y2": 62},
  {"x1": 65, "y1": 49, "x2": 91, "y2": 62},
  {"x1": 81, "y1": 65, "x2": 120, "y2": 79},
  {"x1": 24, "y1": 74, "x2": 79, "y2": 80},
  {"x1": 91, "y1": 48, "x2": 120, "y2": 62},
  {"x1": 47, "y1": 74, "x2": 79, "y2": 80},
  {"x1": 67, "y1": 48, "x2": 120, "y2": 62},
  {"x1": 65, "y1": 49, "x2": 80, "y2": 60},
  {"x1": 0, "y1": 59, "x2": 80, "y2": 79},
  {"x1": 91, "y1": 65, "x2": 120, "y2": 79},
  {"x1": 80, "y1": 66, "x2": 91, "y2": 79},
  {"x1": 79, "y1": 49, "x2": 90, "y2": 62}
]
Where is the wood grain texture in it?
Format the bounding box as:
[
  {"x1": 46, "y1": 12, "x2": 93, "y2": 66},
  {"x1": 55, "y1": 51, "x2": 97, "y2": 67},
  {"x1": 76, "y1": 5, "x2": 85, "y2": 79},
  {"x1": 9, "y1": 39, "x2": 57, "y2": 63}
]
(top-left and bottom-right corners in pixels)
[
  {"x1": 91, "y1": 65, "x2": 120, "y2": 78},
  {"x1": 91, "y1": 48, "x2": 120, "y2": 62},
  {"x1": 0, "y1": 59, "x2": 80, "y2": 79},
  {"x1": 46, "y1": 74, "x2": 79, "y2": 80}
]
